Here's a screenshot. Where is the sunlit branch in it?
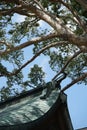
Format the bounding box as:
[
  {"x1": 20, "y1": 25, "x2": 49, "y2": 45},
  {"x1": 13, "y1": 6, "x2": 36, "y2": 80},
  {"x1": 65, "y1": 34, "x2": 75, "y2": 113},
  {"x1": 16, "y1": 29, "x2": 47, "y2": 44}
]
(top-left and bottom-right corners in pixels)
[
  {"x1": 52, "y1": 49, "x2": 82, "y2": 80},
  {"x1": 34, "y1": 0, "x2": 45, "y2": 11},
  {"x1": 0, "y1": 33, "x2": 58, "y2": 56},
  {"x1": 1, "y1": 1, "x2": 87, "y2": 47},
  {"x1": 61, "y1": 72, "x2": 87, "y2": 92},
  {"x1": 59, "y1": 0, "x2": 86, "y2": 31},
  {"x1": 23, "y1": 3, "x2": 87, "y2": 46},
  {"x1": 17, "y1": 12, "x2": 36, "y2": 17}
]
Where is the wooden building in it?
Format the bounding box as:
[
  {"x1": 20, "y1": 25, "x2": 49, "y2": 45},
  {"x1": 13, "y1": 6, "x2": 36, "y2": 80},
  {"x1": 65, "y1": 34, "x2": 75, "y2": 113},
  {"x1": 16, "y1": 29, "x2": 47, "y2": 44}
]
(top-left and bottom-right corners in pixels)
[{"x1": 0, "y1": 86, "x2": 73, "y2": 130}]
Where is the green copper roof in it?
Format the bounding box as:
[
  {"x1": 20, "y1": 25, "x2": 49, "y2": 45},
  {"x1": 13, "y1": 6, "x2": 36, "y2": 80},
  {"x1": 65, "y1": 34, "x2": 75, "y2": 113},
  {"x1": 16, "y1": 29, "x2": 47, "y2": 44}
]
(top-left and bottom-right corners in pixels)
[{"x1": 0, "y1": 88, "x2": 59, "y2": 126}]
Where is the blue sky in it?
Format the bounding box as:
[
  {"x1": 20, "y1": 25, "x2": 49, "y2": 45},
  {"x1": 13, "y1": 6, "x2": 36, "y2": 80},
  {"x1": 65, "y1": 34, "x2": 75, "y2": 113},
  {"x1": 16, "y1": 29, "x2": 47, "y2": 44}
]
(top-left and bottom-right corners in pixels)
[
  {"x1": 1, "y1": 14, "x2": 87, "y2": 129},
  {"x1": 62, "y1": 78, "x2": 87, "y2": 129}
]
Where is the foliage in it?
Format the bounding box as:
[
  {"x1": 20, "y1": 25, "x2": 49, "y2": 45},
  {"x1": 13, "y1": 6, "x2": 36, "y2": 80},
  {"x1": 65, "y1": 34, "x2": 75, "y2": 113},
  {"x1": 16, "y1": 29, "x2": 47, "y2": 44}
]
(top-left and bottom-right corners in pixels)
[
  {"x1": 0, "y1": 86, "x2": 12, "y2": 101},
  {"x1": 0, "y1": 0, "x2": 87, "y2": 100},
  {"x1": 28, "y1": 64, "x2": 45, "y2": 86}
]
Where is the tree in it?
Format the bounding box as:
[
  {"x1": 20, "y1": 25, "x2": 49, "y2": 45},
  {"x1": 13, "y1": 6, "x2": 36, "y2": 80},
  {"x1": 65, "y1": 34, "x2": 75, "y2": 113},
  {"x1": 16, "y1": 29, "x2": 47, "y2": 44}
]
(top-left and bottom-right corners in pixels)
[
  {"x1": 0, "y1": 0, "x2": 87, "y2": 100},
  {"x1": 28, "y1": 64, "x2": 45, "y2": 86}
]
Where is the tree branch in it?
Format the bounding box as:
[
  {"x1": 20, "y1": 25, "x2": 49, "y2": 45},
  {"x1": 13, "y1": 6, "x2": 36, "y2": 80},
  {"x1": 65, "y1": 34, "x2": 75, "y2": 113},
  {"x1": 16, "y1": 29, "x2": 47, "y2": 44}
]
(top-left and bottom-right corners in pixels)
[
  {"x1": 0, "y1": 33, "x2": 58, "y2": 56},
  {"x1": 1, "y1": 1, "x2": 87, "y2": 47},
  {"x1": 22, "y1": 4, "x2": 87, "y2": 46},
  {"x1": 61, "y1": 72, "x2": 87, "y2": 92},
  {"x1": 0, "y1": 41, "x2": 67, "y2": 77},
  {"x1": 34, "y1": 0, "x2": 45, "y2": 11},
  {"x1": 12, "y1": 41, "x2": 68, "y2": 75},
  {"x1": 0, "y1": 5, "x2": 23, "y2": 16},
  {"x1": 58, "y1": 0, "x2": 86, "y2": 31},
  {"x1": 1, "y1": 0, "x2": 20, "y2": 5},
  {"x1": 0, "y1": 41, "x2": 12, "y2": 49},
  {"x1": 75, "y1": 0, "x2": 87, "y2": 10},
  {"x1": 52, "y1": 49, "x2": 82, "y2": 80}
]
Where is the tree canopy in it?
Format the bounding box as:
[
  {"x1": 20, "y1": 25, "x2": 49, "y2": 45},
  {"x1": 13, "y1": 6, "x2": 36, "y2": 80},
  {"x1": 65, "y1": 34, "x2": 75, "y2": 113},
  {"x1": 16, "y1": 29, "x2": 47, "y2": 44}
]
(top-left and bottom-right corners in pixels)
[{"x1": 0, "y1": 0, "x2": 87, "y2": 100}]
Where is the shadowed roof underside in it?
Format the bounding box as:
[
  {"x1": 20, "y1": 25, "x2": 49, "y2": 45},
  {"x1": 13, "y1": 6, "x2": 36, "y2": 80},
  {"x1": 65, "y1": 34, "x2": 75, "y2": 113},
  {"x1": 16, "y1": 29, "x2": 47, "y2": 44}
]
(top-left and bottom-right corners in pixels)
[
  {"x1": 0, "y1": 86, "x2": 73, "y2": 130},
  {"x1": 0, "y1": 88, "x2": 59, "y2": 126}
]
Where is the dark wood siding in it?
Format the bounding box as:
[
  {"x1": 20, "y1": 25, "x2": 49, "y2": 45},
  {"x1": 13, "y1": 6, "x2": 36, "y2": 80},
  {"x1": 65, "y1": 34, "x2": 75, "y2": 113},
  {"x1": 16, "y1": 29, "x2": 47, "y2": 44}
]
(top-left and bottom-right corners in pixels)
[{"x1": 0, "y1": 93, "x2": 73, "y2": 130}]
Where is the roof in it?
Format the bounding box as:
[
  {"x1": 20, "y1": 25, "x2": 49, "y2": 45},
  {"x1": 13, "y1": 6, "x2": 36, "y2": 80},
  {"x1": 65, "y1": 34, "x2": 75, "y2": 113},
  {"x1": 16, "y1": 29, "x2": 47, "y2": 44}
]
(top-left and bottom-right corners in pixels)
[
  {"x1": 0, "y1": 86, "x2": 73, "y2": 130},
  {"x1": 76, "y1": 128, "x2": 87, "y2": 130},
  {"x1": 0, "y1": 87, "x2": 59, "y2": 125}
]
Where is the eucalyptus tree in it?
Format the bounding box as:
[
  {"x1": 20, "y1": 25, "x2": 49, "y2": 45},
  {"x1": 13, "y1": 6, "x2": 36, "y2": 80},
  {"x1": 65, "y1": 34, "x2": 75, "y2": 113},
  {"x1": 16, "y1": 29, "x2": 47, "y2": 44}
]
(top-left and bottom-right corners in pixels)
[{"x1": 0, "y1": 0, "x2": 87, "y2": 99}]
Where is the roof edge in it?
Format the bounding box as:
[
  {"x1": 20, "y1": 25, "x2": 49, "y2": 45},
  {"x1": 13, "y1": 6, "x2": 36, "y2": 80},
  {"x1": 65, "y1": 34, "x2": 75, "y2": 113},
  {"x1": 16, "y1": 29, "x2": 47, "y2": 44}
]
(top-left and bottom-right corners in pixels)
[{"x1": 0, "y1": 86, "x2": 43, "y2": 108}]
